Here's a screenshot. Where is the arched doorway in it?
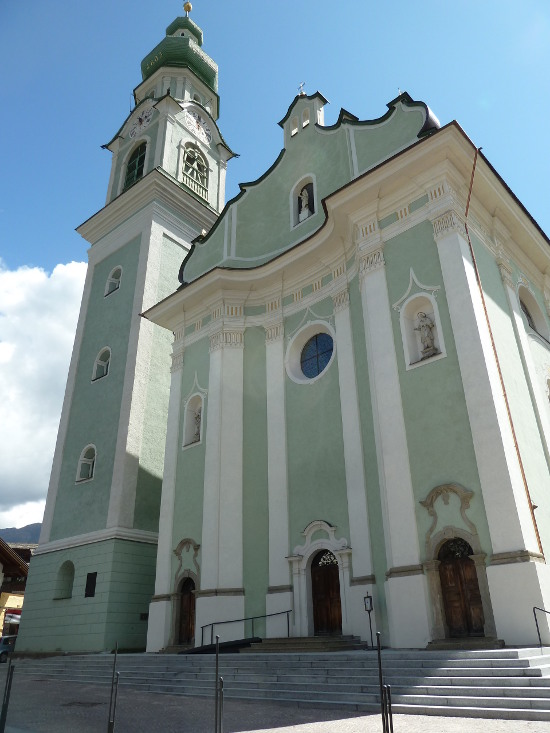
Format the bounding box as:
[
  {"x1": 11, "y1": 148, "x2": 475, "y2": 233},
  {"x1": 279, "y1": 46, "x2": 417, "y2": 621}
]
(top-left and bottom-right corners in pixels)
[
  {"x1": 438, "y1": 538, "x2": 484, "y2": 637},
  {"x1": 311, "y1": 550, "x2": 342, "y2": 636},
  {"x1": 178, "y1": 578, "x2": 196, "y2": 644}
]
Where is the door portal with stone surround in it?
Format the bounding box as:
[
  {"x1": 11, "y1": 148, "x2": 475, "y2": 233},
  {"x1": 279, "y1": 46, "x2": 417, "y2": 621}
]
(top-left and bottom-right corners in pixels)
[
  {"x1": 311, "y1": 550, "x2": 342, "y2": 636},
  {"x1": 438, "y1": 538, "x2": 484, "y2": 637}
]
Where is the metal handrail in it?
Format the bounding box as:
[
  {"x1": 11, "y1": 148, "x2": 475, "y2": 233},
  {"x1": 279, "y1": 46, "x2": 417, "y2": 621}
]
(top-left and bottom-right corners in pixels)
[
  {"x1": 533, "y1": 606, "x2": 550, "y2": 653},
  {"x1": 201, "y1": 609, "x2": 292, "y2": 646}
]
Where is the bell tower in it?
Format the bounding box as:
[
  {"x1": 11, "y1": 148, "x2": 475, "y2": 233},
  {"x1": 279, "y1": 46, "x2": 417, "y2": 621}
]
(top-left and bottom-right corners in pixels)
[{"x1": 17, "y1": 4, "x2": 234, "y2": 654}]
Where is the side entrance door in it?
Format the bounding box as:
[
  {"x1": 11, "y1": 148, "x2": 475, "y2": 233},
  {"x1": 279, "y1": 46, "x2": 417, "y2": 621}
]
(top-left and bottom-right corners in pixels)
[
  {"x1": 438, "y1": 539, "x2": 484, "y2": 637},
  {"x1": 178, "y1": 578, "x2": 196, "y2": 644},
  {"x1": 311, "y1": 550, "x2": 342, "y2": 636}
]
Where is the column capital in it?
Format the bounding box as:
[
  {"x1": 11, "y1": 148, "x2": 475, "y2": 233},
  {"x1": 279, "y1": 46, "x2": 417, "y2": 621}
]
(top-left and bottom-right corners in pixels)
[
  {"x1": 332, "y1": 288, "x2": 350, "y2": 313},
  {"x1": 497, "y1": 258, "x2": 515, "y2": 290},
  {"x1": 170, "y1": 350, "x2": 185, "y2": 373},
  {"x1": 209, "y1": 329, "x2": 244, "y2": 352},
  {"x1": 431, "y1": 209, "x2": 466, "y2": 242},
  {"x1": 358, "y1": 247, "x2": 385, "y2": 283},
  {"x1": 264, "y1": 322, "x2": 284, "y2": 344}
]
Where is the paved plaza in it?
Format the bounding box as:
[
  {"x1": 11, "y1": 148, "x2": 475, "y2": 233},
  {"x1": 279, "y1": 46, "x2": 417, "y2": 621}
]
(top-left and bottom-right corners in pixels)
[{"x1": 1, "y1": 664, "x2": 549, "y2": 733}]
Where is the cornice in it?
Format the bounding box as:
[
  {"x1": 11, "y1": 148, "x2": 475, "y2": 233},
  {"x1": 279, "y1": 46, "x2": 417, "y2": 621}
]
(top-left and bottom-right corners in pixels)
[
  {"x1": 33, "y1": 527, "x2": 159, "y2": 555},
  {"x1": 77, "y1": 168, "x2": 217, "y2": 246}
]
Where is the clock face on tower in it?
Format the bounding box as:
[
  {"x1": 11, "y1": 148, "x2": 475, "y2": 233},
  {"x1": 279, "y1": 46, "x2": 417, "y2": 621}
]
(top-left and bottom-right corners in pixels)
[
  {"x1": 184, "y1": 108, "x2": 212, "y2": 144},
  {"x1": 129, "y1": 104, "x2": 155, "y2": 138}
]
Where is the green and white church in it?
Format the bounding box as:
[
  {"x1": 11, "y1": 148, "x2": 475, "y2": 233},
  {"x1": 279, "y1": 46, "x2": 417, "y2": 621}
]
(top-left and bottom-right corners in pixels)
[{"x1": 18, "y1": 6, "x2": 550, "y2": 654}]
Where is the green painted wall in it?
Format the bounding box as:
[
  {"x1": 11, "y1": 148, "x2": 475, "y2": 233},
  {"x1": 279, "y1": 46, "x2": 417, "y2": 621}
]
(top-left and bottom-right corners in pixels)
[
  {"x1": 384, "y1": 221, "x2": 492, "y2": 560},
  {"x1": 171, "y1": 336, "x2": 210, "y2": 574},
  {"x1": 285, "y1": 298, "x2": 350, "y2": 550},
  {"x1": 17, "y1": 539, "x2": 156, "y2": 653},
  {"x1": 50, "y1": 238, "x2": 141, "y2": 540}
]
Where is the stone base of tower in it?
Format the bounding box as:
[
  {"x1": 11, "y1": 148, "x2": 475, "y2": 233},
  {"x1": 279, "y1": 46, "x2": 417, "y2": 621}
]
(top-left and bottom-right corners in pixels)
[{"x1": 17, "y1": 538, "x2": 157, "y2": 653}]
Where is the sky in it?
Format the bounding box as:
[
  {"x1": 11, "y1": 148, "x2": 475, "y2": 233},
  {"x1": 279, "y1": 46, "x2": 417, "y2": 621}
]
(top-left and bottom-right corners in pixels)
[{"x1": 0, "y1": 0, "x2": 549, "y2": 528}]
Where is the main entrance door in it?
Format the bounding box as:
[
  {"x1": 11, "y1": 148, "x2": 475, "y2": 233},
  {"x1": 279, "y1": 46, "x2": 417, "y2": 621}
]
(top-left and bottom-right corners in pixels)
[
  {"x1": 438, "y1": 538, "x2": 484, "y2": 637},
  {"x1": 311, "y1": 550, "x2": 342, "y2": 636},
  {"x1": 178, "y1": 578, "x2": 196, "y2": 644}
]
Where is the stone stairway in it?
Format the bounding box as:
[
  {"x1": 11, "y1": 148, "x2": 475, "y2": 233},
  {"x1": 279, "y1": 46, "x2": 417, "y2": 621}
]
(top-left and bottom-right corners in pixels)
[{"x1": 11, "y1": 647, "x2": 550, "y2": 721}]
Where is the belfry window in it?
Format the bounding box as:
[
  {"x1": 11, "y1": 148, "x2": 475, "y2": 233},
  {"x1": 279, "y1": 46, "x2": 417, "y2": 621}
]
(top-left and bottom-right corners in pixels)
[
  {"x1": 76, "y1": 445, "x2": 96, "y2": 483},
  {"x1": 182, "y1": 146, "x2": 208, "y2": 199},
  {"x1": 123, "y1": 142, "x2": 146, "y2": 190},
  {"x1": 92, "y1": 348, "x2": 111, "y2": 381},
  {"x1": 105, "y1": 267, "x2": 122, "y2": 296}
]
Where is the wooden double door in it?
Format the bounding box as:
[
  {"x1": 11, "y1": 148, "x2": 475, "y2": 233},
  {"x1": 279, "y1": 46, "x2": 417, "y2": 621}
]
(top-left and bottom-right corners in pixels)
[
  {"x1": 178, "y1": 578, "x2": 196, "y2": 645},
  {"x1": 311, "y1": 550, "x2": 342, "y2": 636},
  {"x1": 438, "y1": 539, "x2": 484, "y2": 637}
]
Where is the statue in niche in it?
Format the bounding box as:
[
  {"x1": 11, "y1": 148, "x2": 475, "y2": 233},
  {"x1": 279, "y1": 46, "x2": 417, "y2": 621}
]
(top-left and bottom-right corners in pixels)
[
  {"x1": 192, "y1": 406, "x2": 202, "y2": 443},
  {"x1": 299, "y1": 187, "x2": 311, "y2": 222},
  {"x1": 414, "y1": 311, "x2": 438, "y2": 359}
]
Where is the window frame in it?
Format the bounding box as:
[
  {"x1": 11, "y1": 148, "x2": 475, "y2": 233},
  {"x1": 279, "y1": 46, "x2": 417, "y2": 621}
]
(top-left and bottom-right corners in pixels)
[{"x1": 76, "y1": 444, "x2": 96, "y2": 484}]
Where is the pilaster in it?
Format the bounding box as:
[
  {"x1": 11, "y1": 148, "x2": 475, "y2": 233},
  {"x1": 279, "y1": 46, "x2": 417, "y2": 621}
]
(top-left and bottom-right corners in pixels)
[
  {"x1": 432, "y1": 209, "x2": 540, "y2": 555},
  {"x1": 332, "y1": 286, "x2": 373, "y2": 578}
]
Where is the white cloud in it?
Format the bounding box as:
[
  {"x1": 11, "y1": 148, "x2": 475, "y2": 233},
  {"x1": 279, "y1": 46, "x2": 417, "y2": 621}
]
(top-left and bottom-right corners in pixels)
[{"x1": 0, "y1": 259, "x2": 86, "y2": 528}]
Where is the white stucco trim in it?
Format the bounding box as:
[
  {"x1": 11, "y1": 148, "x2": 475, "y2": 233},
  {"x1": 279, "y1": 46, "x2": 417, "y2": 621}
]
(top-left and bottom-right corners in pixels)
[
  {"x1": 434, "y1": 220, "x2": 539, "y2": 554},
  {"x1": 333, "y1": 291, "x2": 373, "y2": 577},
  {"x1": 358, "y1": 245, "x2": 421, "y2": 568},
  {"x1": 33, "y1": 527, "x2": 158, "y2": 555}
]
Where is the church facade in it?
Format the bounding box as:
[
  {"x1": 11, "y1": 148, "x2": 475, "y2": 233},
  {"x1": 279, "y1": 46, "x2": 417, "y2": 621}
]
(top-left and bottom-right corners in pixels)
[{"x1": 18, "y1": 9, "x2": 550, "y2": 654}]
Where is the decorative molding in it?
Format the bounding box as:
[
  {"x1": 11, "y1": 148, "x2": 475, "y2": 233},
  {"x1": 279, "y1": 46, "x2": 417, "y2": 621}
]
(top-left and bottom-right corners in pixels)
[
  {"x1": 489, "y1": 550, "x2": 545, "y2": 566},
  {"x1": 392, "y1": 268, "x2": 441, "y2": 312},
  {"x1": 332, "y1": 289, "x2": 350, "y2": 313},
  {"x1": 292, "y1": 520, "x2": 349, "y2": 557},
  {"x1": 397, "y1": 206, "x2": 409, "y2": 221},
  {"x1": 33, "y1": 527, "x2": 159, "y2": 555},
  {"x1": 358, "y1": 248, "x2": 385, "y2": 281},
  {"x1": 385, "y1": 564, "x2": 423, "y2": 578},
  {"x1": 171, "y1": 350, "x2": 184, "y2": 373},
  {"x1": 497, "y1": 258, "x2": 515, "y2": 289},
  {"x1": 266, "y1": 298, "x2": 281, "y2": 313},
  {"x1": 267, "y1": 585, "x2": 293, "y2": 594},
  {"x1": 355, "y1": 218, "x2": 379, "y2": 245},
  {"x1": 209, "y1": 329, "x2": 244, "y2": 352},
  {"x1": 420, "y1": 483, "x2": 477, "y2": 553},
  {"x1": 173, "y1": 537, "x2": 200, "y2": 581},
  {"x1": 349, "y1": 574, "x2": 375, "y2": 586},
  {"x1": 265, "y1": 322, "x2": 284, "y2": 344},
  {"x1": 194, "y1": 587, "x2": 245, "y2": 597},
  {"x1": 333, "y1": 263, "x2": 346, "y2": 280},
  {"x1": 431, "y1": 210, "x2": 465, "y2": 241}
]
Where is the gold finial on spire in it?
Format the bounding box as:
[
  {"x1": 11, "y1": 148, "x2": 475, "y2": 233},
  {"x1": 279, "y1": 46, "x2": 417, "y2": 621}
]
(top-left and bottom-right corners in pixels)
[
  {"x1": 298, "y1": 82, "x2": 306, "y2": 96},
  {"x1": 184, "y1": 2, "x2": 192, "y2": 16}
]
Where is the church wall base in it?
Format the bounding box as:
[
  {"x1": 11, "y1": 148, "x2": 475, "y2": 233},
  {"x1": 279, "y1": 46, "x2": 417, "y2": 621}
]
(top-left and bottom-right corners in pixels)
[
  {"x1": 487, "y1": 560, "x2": 550, "y2": 646},
  {"x1": 385, "y1": 572, "x2": 431, "y2": 648},
  {"x1": 194, "y1": 593, "x2": 245, "y2": 647},
  {"x1": 146, "y1": 597, "x2": 172, "y2": 652}
]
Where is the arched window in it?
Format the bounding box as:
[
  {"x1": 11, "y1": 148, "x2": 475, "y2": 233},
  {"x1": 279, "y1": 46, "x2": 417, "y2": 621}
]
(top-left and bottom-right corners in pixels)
[
  {"x1": 105, "y1": 267, "x2": 122, "y2": 296},
  {"x1": 54, "y1": 561, "x2": 75, "y2": 599},
  {"x1": 302, "y1": 108, "x2": 310, "y2": 128},
  {"x1": 76, "y1": 445, "x2": 96, "y2": 483},
  {"x1": 182, "y1": 146, "x2": 208, "y2": 199},
  {"x1": 123, "y1": 142, "x2": 147, "y2": 190},
  {"x1": 183, "y1": 394, "x2": 203, "y2": 447},
  {"x1": 92, "y1": 348, "x2": 111, "y2": 381},
  {"x1": 518, "y1": 286, "x2": 549, "y2": 341}
]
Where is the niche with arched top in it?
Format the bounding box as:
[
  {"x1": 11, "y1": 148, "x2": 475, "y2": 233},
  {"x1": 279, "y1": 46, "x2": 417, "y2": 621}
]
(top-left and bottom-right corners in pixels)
[
  {"x1": 183, "y1": 394, "x2": 203, "y2": 447},
  {"x1": 400, "y1": 293, "x2": 445, "y2": 368},
  {"x1": 291, "y1": 176, "x2": 316, "y2": 228}
]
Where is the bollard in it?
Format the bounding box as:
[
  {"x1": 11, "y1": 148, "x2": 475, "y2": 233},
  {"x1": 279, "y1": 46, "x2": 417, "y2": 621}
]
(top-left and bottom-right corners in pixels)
[
  {"x1": 107, "y1": 672, "x2": 120, "y2": 733},
  {"x1": 214, "y1": 635, "x2": 220, "y2": 733},
  {"x1": 218, "y1": 676, "x2": 224, "y2": 733},
  {"x1": 0, "y1": 664, "x2": 15, "y2": 733}
]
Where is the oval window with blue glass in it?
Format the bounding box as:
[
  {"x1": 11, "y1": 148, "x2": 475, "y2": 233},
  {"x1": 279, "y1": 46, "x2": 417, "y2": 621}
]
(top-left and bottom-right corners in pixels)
[{"x1": 300, "y1": 333, "x2": 334, "y2": 379}]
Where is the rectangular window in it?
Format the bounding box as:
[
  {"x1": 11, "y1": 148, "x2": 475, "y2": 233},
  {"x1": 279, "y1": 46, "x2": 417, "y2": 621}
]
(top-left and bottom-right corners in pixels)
[{"x1": 85, "y1": 572, "x2": 97, "y2": 598}]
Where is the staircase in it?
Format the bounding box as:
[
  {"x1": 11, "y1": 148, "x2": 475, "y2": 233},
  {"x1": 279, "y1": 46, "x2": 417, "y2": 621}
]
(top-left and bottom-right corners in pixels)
[{"x1": 12, "y1": 647, "x2": 550, "y2": 720}]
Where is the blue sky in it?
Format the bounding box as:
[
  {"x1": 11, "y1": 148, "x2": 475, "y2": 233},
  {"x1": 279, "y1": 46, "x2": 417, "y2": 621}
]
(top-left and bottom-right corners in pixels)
[
  {"x1": 2, "y1": 0, "x2": 550, "y2": 272},
  {"x1": 0, "y1": 0, "x2": 549, "y2": 527}
]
